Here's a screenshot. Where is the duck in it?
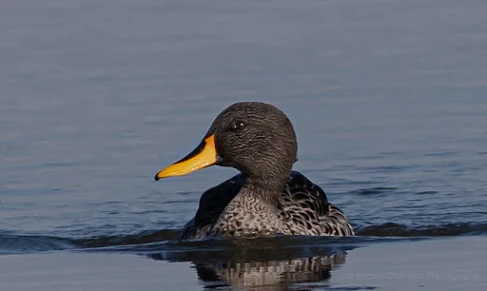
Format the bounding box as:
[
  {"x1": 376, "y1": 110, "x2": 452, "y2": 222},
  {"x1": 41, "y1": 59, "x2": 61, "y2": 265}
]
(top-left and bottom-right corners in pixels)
[{"x1": 155, "y1": 102, "x2": 354, "y2": 240}]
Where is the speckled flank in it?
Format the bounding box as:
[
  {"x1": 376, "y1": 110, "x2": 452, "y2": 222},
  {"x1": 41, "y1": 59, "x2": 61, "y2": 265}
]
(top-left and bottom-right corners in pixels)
[{"x1": 178, "y1": 171, "x2": 354, "y2": 240}]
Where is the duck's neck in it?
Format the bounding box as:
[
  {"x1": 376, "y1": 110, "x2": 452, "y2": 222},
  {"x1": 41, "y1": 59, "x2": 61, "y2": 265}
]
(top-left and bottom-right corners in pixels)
[{"x1": 240, "y1": 172, "x2": 289, "y2": 207}]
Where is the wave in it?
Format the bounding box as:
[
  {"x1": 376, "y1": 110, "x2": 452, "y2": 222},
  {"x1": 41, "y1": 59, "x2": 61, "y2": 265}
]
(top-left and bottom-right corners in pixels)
[
  {"x1": 1, "y1": 221, "x2": 486, "y2": 255},
  {"x1": 0, "y1": 233, "x2": 75, "y2": 254},
  {"x1": 356, "y1": 222, "x2": 487, "y2": 237}
]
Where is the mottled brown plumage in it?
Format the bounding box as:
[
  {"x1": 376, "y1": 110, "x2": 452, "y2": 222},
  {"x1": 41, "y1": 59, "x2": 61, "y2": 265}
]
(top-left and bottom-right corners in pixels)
[{"x1": 178, "y1": 171, "x2": 354, "y2": 240}]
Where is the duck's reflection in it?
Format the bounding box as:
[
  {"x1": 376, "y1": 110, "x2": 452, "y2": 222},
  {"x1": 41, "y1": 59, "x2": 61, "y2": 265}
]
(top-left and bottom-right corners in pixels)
[
  {"x1": 147, "y1": 237, "x2": 350, "y2": 290},
  {"x1": 195, "y1": 254, "x2": 346, "y2": 290}
]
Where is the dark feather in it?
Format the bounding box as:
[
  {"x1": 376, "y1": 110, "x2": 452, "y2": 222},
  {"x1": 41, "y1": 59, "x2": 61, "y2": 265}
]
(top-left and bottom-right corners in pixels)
[{"x1": 178, "y1": 171, "x2": 354, "y2": 240}]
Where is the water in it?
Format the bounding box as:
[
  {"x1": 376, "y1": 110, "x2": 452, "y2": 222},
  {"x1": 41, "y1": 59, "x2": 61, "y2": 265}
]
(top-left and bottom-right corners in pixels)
[{"x1": 1, "y1": 0, "x2": 487, "y2": 290}]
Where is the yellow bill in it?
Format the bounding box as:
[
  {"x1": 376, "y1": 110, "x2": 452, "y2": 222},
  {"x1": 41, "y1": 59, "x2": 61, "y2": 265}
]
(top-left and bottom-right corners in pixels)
[{"x1": 155, "y1": 134, "x2": 218, "y2": 180}]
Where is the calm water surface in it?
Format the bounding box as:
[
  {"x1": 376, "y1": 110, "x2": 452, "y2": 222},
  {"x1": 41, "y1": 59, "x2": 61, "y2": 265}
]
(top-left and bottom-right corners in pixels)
[{"x1": 1, "y1": 0, "x2": 487, "y2": 290}]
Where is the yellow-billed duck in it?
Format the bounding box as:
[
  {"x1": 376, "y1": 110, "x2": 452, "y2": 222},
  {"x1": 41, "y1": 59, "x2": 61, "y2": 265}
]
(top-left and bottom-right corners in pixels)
[{"x1": 155, "y1": 102, "x2": 354, "y2": 240}]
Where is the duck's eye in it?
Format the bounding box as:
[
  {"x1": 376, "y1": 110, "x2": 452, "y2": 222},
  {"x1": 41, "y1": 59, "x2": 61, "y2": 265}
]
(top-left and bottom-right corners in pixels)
[{"x1": 231, "y1": 121, "x2": 246, "y2": 131}]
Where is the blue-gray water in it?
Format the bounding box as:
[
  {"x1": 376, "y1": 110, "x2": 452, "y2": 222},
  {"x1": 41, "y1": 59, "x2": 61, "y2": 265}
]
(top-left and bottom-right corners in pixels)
[{"x1": 1, "y1": 0, "x2": 487, "y2": 290}]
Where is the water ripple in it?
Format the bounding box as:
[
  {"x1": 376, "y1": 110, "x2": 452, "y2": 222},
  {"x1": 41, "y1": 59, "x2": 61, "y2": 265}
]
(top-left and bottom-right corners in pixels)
[{"x1": 2, "y1": 221, "x2": 486, "y2": 255}]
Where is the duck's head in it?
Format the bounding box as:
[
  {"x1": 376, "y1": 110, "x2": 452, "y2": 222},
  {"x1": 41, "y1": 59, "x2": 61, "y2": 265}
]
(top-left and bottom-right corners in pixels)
[{"x1": 155, "y1": 102, "x2": 298, "y2": 181}]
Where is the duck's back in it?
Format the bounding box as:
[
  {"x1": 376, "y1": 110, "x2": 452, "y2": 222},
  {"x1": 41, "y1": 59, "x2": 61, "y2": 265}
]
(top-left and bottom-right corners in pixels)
[
  {"x1": 279, "y1": 172, "x2": 354, "y2": 236},
  {"x1": 178, "y1": 171, "x2": 354, "y2": 240}
]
